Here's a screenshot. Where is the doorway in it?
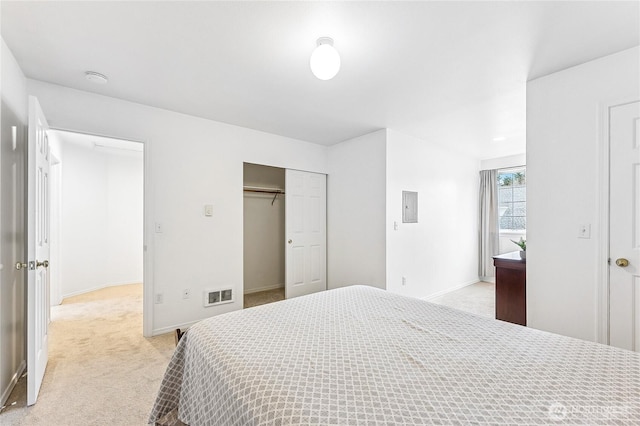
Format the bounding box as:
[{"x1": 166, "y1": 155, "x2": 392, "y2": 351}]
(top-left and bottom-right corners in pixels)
[
  {"x1": 242, "y1": 163, "x2": 328, "y2": 308},
  {"x1": 47, "y1": 130, "x2": 144, "y2": 313},
  {"x1": 243, "y1": 163, "x2": 286, "y2": 308}
]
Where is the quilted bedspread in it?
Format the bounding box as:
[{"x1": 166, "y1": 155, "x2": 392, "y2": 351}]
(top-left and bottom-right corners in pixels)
[{"x1": 149, "y1": 285, "x2": 640, "y2": 425}]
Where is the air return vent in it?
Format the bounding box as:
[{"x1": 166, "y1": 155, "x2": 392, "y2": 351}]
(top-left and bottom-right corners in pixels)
[{"x1": 204, "y1": 288, "x2": 233, "y2": 307}]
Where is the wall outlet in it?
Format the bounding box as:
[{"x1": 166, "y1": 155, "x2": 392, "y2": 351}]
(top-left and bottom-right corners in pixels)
[
  {"x1": 402, "y1": 276, "x2": 407, "y2": 286},
  {"x1": 155, "y1": 222, "x2": 163, "y2": 233},
  {"x1": 182, "y1": 288, "x2": 191, "y2": 299},
  {"x1": 155, "y1": 293, "x2": 163, "y2": 304}
]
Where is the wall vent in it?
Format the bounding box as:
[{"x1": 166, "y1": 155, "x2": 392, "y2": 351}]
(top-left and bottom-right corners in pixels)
[{"x1": 204, "y1": 288, "x2": 233, "y2": 307}]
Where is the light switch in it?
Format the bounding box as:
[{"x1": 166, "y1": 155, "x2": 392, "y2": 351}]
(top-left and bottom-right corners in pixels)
[
  {"x1": 204, "y1": 205, "x2": 213, "y2": 217},
  {"x1": 155, "y1": 222, "x2": 163, "y2": 233}
]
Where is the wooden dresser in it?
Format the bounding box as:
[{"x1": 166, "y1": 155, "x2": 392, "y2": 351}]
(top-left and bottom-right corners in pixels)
[{"x1": 493, "y1": 251, "x2": 526, "y2": 326}]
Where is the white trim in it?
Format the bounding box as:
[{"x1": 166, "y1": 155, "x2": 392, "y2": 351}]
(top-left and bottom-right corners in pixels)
[
  {"x1": 142, "y1": 139, "x2": 154, "y2": 337},
  {"x1": 60, "y1": 281, "x2": 142, "y2": 300},
  {"x1": 152, "y1": 320, "x2": 201, "y2": 337},
  {"x1": 244, "y1": 283, "x2": 284, "y2": 295},
  {"x1": 597, "y1": 101, "x2": 611, "y2": 345},
  {"x1": 422, "y1": 279, "x2": 480, "y2": 301},
  {"x1": 0, "y1": 360, "x2": 25, "y2": 407},
  {"x1": 596, "y1": 97, "x2": 640, "y2": 345}
]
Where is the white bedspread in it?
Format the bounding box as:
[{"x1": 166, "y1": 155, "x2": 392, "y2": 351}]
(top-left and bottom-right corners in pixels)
[{"x1": 150, "y1": 285, "x2": 640, "y2": 425}]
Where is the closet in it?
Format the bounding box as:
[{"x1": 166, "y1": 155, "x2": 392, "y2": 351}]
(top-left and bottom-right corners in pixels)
[{"x1": 243, "y1": 163, "x2": 286, "y2": 306}]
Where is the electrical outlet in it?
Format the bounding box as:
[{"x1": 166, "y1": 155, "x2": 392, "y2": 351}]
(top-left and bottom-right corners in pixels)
[
  {"x1": 155, "y1": 222, "x2": 163, "y2": 233},
  {"x1": 155, "y1": 293, "x2": 163, "y2": 304},
  {"x1": 183, "y1": 288, "x2": 191, "y2": 299},
  {"x1": 402, "y1": 276, "x2": 407, "y2": 286}
]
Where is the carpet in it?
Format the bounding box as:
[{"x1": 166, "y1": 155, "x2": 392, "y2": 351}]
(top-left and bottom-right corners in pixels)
[{"x1": 0, "y1": 283, "x2": 175, "y2": 425}]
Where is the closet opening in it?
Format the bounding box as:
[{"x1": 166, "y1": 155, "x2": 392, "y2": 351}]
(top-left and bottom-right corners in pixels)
[{"x1": 243, "y1": 163, "x2": 286, "y2": 308}]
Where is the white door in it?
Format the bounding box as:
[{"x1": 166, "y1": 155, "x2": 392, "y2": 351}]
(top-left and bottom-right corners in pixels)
[
  {"x1": 26, "y1": 96, "x2": 51, "y2": 405},
  {"x1": 285, "y1": 170, "x2": 326, "y2": 299},
  {"x1": 609, "y1": 100, "x2": 640, "y2": 351}
]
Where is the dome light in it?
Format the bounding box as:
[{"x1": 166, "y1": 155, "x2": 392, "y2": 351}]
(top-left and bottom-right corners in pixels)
[{"x1": 310, "y1": 37, "x2": 340, "y2": 80}]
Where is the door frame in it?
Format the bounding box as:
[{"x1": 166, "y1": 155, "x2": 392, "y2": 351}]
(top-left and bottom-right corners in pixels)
[
  {"x1": 48, "y1": 127, "x2": 154, "y2": 337},
  {"x1": 596, "y1": 97, "x2": 640, "y2": 345}
]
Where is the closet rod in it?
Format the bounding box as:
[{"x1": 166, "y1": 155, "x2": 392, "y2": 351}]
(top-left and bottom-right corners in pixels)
[
  {"x1": 243, "y1": 186, "x2": 285, "y2": 194},
  {"x1": 243, "y1": 186, "x2": 285, "y2": 205}
]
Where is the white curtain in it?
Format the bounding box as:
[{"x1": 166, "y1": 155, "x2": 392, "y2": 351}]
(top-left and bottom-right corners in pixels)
[{"x1": 478, "y1": 170, "x2": 499, "y2": 279}]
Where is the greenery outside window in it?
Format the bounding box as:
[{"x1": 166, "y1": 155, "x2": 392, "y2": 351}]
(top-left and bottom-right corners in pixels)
[{"x1": 497, "y1": 167, "x2": 526, "y2": 231}]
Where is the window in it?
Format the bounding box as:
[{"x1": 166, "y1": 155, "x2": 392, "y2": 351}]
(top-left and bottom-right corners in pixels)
[{"x1": 497, "y1": 167, "x2": 526, "y2": 231}]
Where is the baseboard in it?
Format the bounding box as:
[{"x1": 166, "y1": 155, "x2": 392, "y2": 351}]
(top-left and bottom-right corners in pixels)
[
  {"x1": 152, "y1": 319, "x2": 202, "y2": 337},
  {"x1": 422, "y1": 279, "x2": 480, "y2": 301},
  {"x1": 61, "y1": 281, "x2": 142, "y2": 300},
  {"x1": 244, "y1": 283, "x2": 284, "y2": 295},
  {"x1": 1, "y1": 360, "x2": 25, "y2": 407}
]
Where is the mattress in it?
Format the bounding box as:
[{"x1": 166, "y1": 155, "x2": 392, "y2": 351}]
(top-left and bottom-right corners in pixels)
[{"x1": 149, "y1": 285, "x2": 640, "y2": 425}]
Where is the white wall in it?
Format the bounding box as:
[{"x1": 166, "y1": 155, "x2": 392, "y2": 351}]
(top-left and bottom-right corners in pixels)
[
  {"x1": 386, "y1": 129, "x2": 480, "y2": 299},
  {"x1": 54, "y1": 138, "x2": 143, "y2": 299},
  {"x1": 27, "y1": 79, "x2": 328, "y2": 335},
  {"x1": 527, "y1": 46, "x2": 640, "y2": 342},
  {"x1": 58, "y1": 140, "x2": 108, "y2": 296},
  {"x1": 0, "y1": 38, "x2": 27, "y2": 406},
  {"x1": 105, "y1": 153, "x2": 144, "y2": 287},
  {"x1": 243, "y1": 164, "x2": 285, "y2": 294},
  {"x1": 327, "y1": 130, "x2": 387, "y2": 290}
]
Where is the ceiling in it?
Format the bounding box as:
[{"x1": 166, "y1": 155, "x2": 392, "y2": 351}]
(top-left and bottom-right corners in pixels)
[{"x1": 2, "y1": 1, "x2": 639, "y2": 160}]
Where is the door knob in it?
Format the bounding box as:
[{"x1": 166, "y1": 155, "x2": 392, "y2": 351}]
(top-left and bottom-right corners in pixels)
[
  {"x1": 615, "y1": 258, "x2": 629, "y2": 267},
  {"x1": 288, "y1": 239, "x2": 292, "y2": 244},
  {"x1": 15, "y1": 262, "x2": 27, "y2": 270},
  {"x1": 36, "y1": 260, "x2": 49, "y2": 268}
]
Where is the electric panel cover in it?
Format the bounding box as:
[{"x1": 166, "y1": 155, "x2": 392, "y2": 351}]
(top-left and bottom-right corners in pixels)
[{"x1": 402, "y1": 191, "x2": 418, "y2": 223}]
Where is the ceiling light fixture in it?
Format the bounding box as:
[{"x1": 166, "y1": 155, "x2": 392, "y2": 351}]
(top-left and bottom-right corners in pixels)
[
  {"x1": 85, "y1": 71, "x2": 108, "y2": 85},
  {"x1": 310, "y1": 37, "x2": 341, "y2": 81}
]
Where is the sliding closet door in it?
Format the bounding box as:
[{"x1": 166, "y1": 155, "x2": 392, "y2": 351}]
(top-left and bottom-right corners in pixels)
[{"x1": 285, "y1": 170, "x2": 326, "y2": 298}]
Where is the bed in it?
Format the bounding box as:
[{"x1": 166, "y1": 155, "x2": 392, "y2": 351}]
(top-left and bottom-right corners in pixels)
[{"x1": 149, "y1": 285, "x2": 640, "y2": 425}]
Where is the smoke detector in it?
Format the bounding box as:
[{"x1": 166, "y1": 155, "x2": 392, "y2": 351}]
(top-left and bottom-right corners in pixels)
[{"x1": 85, "y1": 71, "x2": 108, "y2": 85}]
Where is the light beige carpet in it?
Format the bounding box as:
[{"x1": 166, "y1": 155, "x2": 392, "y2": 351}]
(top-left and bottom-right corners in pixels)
[
  {"x1": 428, "y1": 281, "x2": 495, "y2": 319},
  {"x1": 0, "y1": 283, "x2": 175, "y2": 425},
  {"x1": 243, "y1": 287, "x2": 285, "y2": 309}
]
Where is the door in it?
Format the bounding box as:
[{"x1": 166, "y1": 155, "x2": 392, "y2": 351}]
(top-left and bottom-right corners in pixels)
[
  {"x1": 25, "y1": 96, "x2": 51, "y2": 405},
  {"x1": 609, "y1": 100, "x2": 640, "y2": 351},
  {"x1": 285, "y1": 170, "x2": 326, "y2": 299}
]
